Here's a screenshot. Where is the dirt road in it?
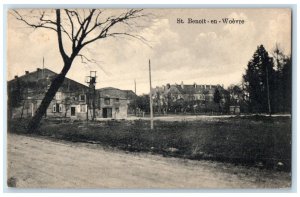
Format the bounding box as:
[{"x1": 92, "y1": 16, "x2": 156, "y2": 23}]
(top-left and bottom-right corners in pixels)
[{"x1": 7, "y1": 134, "x2": 291, "y2": 189}]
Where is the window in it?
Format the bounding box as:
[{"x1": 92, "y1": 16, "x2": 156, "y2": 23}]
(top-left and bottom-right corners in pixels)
[
  {"x1": 71, "y1": 107, "x2": 76, "y2": 116},
  {"x1": 59, "y1": 104, "x2": 63, "y2": 112},
  {"x1": 115, "y1": 98, "x2": 120, "y2": 102},
  {"x1": 53, "y1": 103, "x2": 62, "y2": 113},
  {"x1": 200, "y1": 94, "x2": 205, "y2": 100},
  {"x1": 79, "y1": 94, "x2": 86, "y2": 102},
  {"x1": 80, "y1": 104, "x2": 87, "y2": 113},
  {"x1": 56, "y1": 92, "x2": 62, "y2": 100},
  {"x1": 104, "y1": 98, "x2": 110, "y2": 105},
  {"x1": 115, "y1": 108, "x2": 119, "y2": 113}
]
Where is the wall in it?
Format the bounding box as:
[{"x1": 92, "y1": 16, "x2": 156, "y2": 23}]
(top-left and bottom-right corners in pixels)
[{"x1": 98, "y1": 97, "x2": 128, "y2": 119}]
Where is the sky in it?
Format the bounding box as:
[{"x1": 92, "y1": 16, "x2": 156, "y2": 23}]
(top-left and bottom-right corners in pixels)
[{"x1": 7, "y1": 8, "x2": 291, "y2": 95}]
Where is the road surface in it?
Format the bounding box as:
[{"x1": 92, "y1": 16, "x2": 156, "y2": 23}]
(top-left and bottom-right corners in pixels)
[{"x1": 7, "y1": 134, "x2": 291, "y2": 189}]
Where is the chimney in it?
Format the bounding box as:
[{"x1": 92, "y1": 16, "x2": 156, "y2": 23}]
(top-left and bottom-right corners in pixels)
[
  {"x1": 14, "y1": 75, "x2": 18, "y2": 79},
  {"x1": 181, "y1": 81, "x2": 184, "y2": 89},
  {"x1": 167, "y1": 83, "x2": 170, "y2": 89},
  {"x1": 25, "y1": 71, "x2": 29, "y2": 75},
  {"x1": 193, "y1": 82, "x2": 197, "y2": 88},
  {"x1": 210, "y1": 85, "x2": 212, "y2": 89},
  {"x1": 36, "y1": 68, "x2": 41, "y2": 79},
  {"x1": 204, "y1": 85, "x2": 206, "y2": 89}
]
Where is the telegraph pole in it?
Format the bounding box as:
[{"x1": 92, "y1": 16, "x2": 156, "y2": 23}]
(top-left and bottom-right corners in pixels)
[
  {"x1": 42, "y1": 57, "x2": 45, "y2": 79},
  {"x1": 134, "y1": 79, "x2": 137, "y2": 116},
  {"x1": 265, "y1": 65, "x2": 271, "y2": 116},
  {"x1": 149, "y1": 59, "x2": 154, "y2": 129},
  {"x1": 134, "y1": 79, "x2": 136, "y2": 94}
]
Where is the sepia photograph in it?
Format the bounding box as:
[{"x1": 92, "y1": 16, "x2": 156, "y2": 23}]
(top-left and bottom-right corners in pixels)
[{"x1": 6, "y1": 7, "x2": 292, "y2": 189}]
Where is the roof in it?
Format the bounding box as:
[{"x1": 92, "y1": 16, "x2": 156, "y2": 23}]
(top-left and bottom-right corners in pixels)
[
  {"x1": 158, "y1": 83, "x2": 221, "y2": 95},
  {"x1": 123, "y1": 90, "x2": 138, "y2": 100},
  {"x1": 8, "y1": 67, "x2": 89, "y2": 92},
  {"x1": 97, "y1": 87, "x2": 137, "y2": 100},
  {"x1": 9, "y1": 68, "x2": 56, "y2": 83}
]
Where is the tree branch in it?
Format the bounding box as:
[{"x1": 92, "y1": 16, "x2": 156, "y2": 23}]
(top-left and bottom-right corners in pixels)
[
  {"x1": 77, "y1": 53, "x2": 100, "y2": 64},
  {"x1": 65, "y1": 9, "x2": 75, "y2": 50},
  {"x1": 12, "y1": 10, "x2": 58, "y2": 32},
  {"x1": 107, "y1": 32, "x2": 152, "y2": 48},
  {"x1": 81, "y1": 9, "x2": 145, "y2": 48},
  {"x1": 12, "y1": 8, "x2": 150, "y2": 65},
  {"x1": 77, "y1": 53, "x2": 111, "y2": 76},
  {"x1": 12, "y1": 10, "x2": 73, "y2": 41},
  {"x1": 76, "y1": 9, "x2": 96, "y2": 48},
  {"x1": 56, "y1": 10, "x2": 69, "y2": 62}
]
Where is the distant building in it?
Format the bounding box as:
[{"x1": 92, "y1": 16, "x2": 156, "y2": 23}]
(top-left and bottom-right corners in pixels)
[
  {"x1": 152, "y1": 81, "x2": 226, "y2": 113},
  {"x1": 229, "y1": 105, "x2": 241, "y2": 115},
  {"x1": 8, "y1": 68, "x2": 135, "y2": 120}
]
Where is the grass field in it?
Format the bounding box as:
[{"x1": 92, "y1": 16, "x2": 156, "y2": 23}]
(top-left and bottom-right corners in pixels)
[{"x1": 8, "y1": 115, "x2": 292, "y2": 171}]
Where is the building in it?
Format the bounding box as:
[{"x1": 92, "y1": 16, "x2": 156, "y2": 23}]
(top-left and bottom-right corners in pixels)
[
  {"x1": 97, "y1": 87, "x2": 134, "y2": 119},
  {"x1": 8, "y1": 68, "x2": 90, "y2": 120},
  {"x1": 8, "y1": 68, "x2": 133, "y2": 120},
  {"x1": 152, "y1": 81, "x2": 226, "y2": 113}
]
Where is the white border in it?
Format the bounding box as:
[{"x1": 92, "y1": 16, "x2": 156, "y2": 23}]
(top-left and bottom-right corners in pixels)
[{"x1": 1, "y1": 0, "x2": 299, "y2": 196}]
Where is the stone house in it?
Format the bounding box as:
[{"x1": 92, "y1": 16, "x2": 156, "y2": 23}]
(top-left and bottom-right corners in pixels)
[
  {"x1": 96, "y1": 87, "x2": 132, "y2": 119},
  {"x1": 8, "y1": 68, "x2": 90, "y2": 120}
]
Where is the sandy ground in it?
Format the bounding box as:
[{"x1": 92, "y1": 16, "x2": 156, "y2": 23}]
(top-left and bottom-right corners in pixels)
[{"x1": 7, "y1": 133, "x2": 291, "y2": 189}]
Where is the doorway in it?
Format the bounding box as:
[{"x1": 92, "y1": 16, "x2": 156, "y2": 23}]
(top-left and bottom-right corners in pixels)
[
  {"x1": 71, "y1": 107, "x2": 76, "y2": 116},
  {"x1": 102, "y1": 108, "x2": 112, "y2": 118}
]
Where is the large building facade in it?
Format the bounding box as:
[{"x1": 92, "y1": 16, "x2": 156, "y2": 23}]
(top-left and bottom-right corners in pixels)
[{"x1": 152, "y1": 82, "x2": 226, "y2": 113}]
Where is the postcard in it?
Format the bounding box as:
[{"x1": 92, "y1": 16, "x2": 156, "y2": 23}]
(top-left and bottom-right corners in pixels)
[{"x1": 6, "y1": 8, "x2": 292, "y2": 189}]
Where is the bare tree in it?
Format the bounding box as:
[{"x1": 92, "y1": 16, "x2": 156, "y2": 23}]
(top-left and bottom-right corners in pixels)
[{"x1": 12, "y1": 9, "x2": 147, "y2": 132}]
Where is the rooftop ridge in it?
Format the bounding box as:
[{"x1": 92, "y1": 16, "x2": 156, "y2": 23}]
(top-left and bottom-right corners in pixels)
[{"x1": 8, "y1": 67, "x2": 89, "y2": 88}]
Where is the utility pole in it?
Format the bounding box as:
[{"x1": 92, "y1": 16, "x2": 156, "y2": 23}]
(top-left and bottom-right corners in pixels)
[
  {"x1": 42, "y1": 57, "x2": 45, "y2": 79},
  {"x1": 134, "y1": 79, "x2": 137, "y2": 116},
  {"x1": 86, "y1": 92, "x2": 89, "y2": 121},
  {"x1": 265, "y1": 64, "x2": 271, "y2": 116},
  {"x1": 134, "y1": 79, "x2": 136, "y2": 94},
  {"x1": 149, "y1": 59, "x2": 154, "y2": 130}
]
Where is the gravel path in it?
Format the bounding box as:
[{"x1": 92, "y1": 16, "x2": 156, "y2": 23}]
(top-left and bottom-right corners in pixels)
[{"x1": 7, "y1": 134, "x2": 291, "y2": 189}]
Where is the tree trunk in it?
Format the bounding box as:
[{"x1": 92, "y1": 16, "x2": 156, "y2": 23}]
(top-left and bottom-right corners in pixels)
[{"x1": 27, "y1": 61, "x2": 72, "y2": 132}]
